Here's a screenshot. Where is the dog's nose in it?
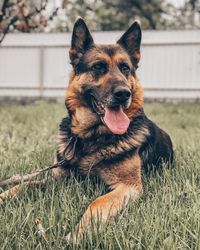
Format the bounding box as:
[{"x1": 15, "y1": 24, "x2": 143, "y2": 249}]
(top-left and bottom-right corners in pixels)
[{"x1": 113, "y1": 86, "x2": 131, "y2": 103}]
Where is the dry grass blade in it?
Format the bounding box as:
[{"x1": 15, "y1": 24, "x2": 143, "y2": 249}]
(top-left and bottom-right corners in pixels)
[{"x1": 35, "y1": 218, "x2": 47, "y2": 240}]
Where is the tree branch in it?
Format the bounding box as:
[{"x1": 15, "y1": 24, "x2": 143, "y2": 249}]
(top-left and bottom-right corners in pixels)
[{"x1": 0, "y1": 0, "x2": 59, "y2": 44}]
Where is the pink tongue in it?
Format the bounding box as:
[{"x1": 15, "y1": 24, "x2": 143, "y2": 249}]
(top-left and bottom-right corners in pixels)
[{"x1": 103, "y1": 106, "x2": 130, "y2": 135}]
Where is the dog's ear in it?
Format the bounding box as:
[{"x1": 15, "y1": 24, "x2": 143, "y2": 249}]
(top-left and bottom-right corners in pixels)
[
  {"x1": 69, "y1": 17, "x2": 94, "y2": 67},
  {"x1": 117, "y1": 21, "x2": 141, "y2": 67}
]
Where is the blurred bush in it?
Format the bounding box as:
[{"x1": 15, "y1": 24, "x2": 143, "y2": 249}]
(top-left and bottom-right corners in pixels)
[{"x1": 0, "y1": 0, "x2": 199, "y2": 43}]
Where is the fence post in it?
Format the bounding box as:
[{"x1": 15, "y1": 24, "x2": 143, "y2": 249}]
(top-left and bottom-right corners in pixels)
[{"x1": 39, "y1": 46, "x2": 44, "y2": 98}]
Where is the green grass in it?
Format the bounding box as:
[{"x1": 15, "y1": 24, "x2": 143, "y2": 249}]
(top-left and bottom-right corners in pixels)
[{"x1": 0, "y1": 100, "x2": 200, "y2": 250}]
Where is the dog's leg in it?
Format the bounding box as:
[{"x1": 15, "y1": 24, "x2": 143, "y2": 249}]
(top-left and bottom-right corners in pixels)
[
  {"x1": 0, "y1": 165, "x2": 69, "y2": 204},
  {"x1": 66, "y1": 183, "x2": 142, "y2": 243},
  {"x1": 66, "y1": 154, "x2": 142, "y2": 243}
]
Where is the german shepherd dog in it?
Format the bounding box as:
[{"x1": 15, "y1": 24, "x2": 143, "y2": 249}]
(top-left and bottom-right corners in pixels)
[
  {"x1": 0, "y1": 18, "x2": 173, "y2": 243},
  {"x1": 55, "y1": 18, "x2": 173, "y2": 242}
]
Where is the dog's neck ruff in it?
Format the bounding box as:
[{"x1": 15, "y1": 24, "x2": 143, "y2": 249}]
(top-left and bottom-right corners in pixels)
[{"x1": 56, "y1": 109, "x2": 149, "y2": 170}]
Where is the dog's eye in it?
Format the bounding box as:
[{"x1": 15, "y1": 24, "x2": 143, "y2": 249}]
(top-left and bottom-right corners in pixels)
[
  {"x1": 91, "y1": 62, "x2": 107, "y2": 75},
  {"x1": 92, "y1": 64, "x2": 102, "y2": 71},
  {"x1": 119, "y1": 63, "x2": 130, "y2": 76}
]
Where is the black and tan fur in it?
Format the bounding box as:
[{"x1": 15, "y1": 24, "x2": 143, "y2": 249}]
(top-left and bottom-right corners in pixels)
[
  {"x1": 55, "y1": 18, "x2": 173, "y2": 241},
  {"x1": 0, "y1": 18, "x2": 173, "y2": 243}
]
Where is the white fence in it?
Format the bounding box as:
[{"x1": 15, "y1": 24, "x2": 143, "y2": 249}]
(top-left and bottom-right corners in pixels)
[{"x1": 0, "y1": 31, "x2": 200, "y2": 99}]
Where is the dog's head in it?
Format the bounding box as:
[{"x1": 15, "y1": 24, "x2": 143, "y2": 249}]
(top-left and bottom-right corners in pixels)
[{"x1": 66, "y1": 18, "x2": 143, "y2": 137}]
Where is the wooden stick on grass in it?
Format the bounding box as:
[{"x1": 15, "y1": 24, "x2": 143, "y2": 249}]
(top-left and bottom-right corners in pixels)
[
  {"x1": 0, "y1": 163, "x2": 60, "y2": 188},
  {"x1": 0, "y1": 160, "x2": 67, "y2": 204},
  {"x1": 0, "y1": 179, "x2": 47, "y2": 204}
]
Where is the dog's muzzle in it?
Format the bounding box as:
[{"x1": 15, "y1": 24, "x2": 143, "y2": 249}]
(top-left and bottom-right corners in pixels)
[
  {"x1": 82, "y1": 84, "x2": 131, "y2": 135},
  {"x1": 113, "y1": 86, "x2": 131, "y2": 103}
]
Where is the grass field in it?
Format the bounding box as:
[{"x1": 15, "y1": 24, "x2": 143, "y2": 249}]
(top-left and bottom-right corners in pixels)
[{"x1": 0, "y1": 100, "x2": 200, "y2": 250}]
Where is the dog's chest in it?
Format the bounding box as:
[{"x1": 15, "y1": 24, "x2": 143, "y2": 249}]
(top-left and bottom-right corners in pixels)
[
  {"x1": 70, "y1": 135, "x2": 138, "y2": 175},
  {"x1": 70, "y1": 137, "x2": 113, "y2": 173},
  {"x1": 57, "y1": 116, "x2": 148, "y2": 175}
]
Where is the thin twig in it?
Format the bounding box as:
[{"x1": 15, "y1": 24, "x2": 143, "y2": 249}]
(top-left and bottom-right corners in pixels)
[
  {"x1": 0, "y1": 179, "x2": 46, "y2": 204},
  {"x1": 0, "y1": 163, "x2": 59, "y2": 188},
  {"x1": 0, "y1": 16, "x2": 18, "y2": 44}
]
